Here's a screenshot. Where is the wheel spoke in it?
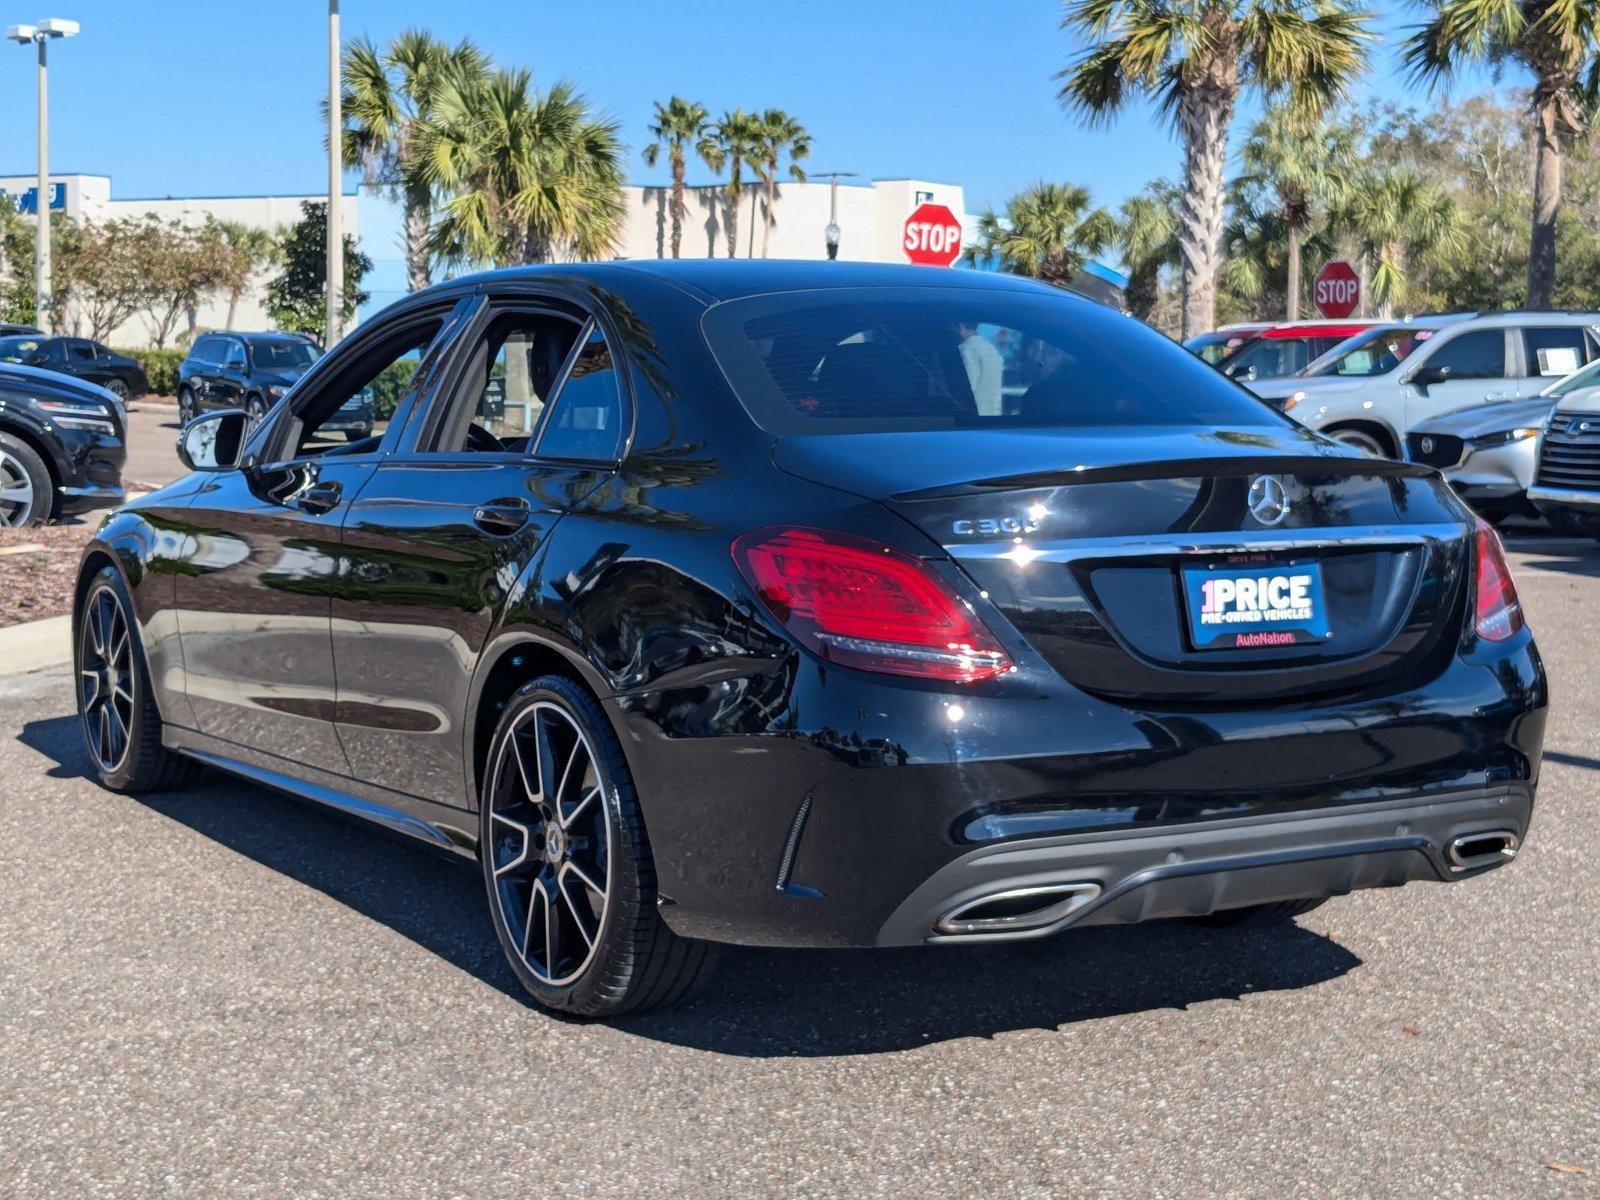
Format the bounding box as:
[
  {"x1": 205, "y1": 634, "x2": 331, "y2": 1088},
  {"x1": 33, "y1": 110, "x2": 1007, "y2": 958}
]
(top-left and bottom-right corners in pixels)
[
  {"x1": 542, "y1": 876, "x2": 561, "y2": 975},
  {"x1": 562, "y1": 784, "x2": 601, "y2": 831},
  {"x1": 555, "y1": 738, "x2": 582, "y2": 808},
  {"x1": 0, "y1": 485, "x2": 30, "y2": 503},
  {"x1": 563, "y1": 856, "x2": 604, "y2": 899},
  {"x1": 510, "y1": 726, "x2": 541, "y2": 804},
  {"x1": 532, "y1": 711, "x2": 560, "y2": 803},
  {"x1": 491, "y1": 811, "x2": 533, "y2": 877},
  {"x1": 521, "y1": 875, "x2": 546, "y2": 960},
  {"x1": 79, "y1": 668, "x2": 101, "y2": 710},
  {"x1": 557, "y1": 867, "x2": 596, "y2": 949},
  {"x1": 97, "y1": 705, "x2": 113, "y2": 766}
]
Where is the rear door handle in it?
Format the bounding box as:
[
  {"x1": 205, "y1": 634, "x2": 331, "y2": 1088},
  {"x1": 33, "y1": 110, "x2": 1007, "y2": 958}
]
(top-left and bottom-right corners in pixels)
[
  {"x1": 297, "y1": 480, "x2": 343, "y2": 515},
  {"x1": 473, "y1": 497, "x2": 531, "y2": 535}
]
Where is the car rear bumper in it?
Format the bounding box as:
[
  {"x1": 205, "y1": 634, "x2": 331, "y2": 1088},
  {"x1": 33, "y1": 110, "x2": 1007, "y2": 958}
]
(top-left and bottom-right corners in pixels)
[
  {"x1": 876, "y1": 784, "x2": 1530, "y2": 945},
  {"x1": 611, "y1": 630, "x2": 1546, "y2": 950}
]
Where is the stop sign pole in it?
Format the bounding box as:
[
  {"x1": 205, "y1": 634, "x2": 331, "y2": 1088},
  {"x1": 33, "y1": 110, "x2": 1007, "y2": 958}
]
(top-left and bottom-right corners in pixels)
[
  {"x1": 1313, "y1": 260, "x2": 1361, "y2": 319},
  {"x1": 902, "y1": 202, "x2": 963, "y2": 267}
]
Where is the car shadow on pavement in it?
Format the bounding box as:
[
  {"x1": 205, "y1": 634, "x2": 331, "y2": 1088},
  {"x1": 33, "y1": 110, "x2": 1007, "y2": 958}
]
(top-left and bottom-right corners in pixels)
[
  {"x1": 1502, "y1": 537, "x2": 1600, "y2": 579},
  {"x1": 22, "y1": 713, "x2": 1362, "y2": 1058}
]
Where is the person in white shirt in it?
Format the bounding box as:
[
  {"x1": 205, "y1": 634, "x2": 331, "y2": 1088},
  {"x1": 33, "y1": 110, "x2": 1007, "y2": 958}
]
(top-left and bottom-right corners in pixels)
[{"x1": 958, "y1": 321, "x2": 1005, "y2": 417}]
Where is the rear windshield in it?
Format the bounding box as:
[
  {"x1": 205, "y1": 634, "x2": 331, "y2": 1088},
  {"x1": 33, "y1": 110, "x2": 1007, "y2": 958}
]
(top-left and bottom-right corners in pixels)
[{"x1": 702, "y1": 287, "x2": 1282, "y2": 436}]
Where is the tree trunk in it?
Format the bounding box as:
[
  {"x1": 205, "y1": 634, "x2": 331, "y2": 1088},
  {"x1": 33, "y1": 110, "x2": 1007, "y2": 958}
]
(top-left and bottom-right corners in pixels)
[
  {"x1": 1125, "y1": 262, "x2": 1160, "y2": 322},
  {"x1": 762, "y1": 169, "x2": 776, "y2": 258},
  {"x1": 1175, "y1": 88, "x2": 1232, "y2": 339},
  {"x1": 403, "y1": 181, "x2": 432, "y2": 292},
  {"x1": 1528, "y1": 97, "x2": 1564, "y2": 310},
  {"x1": 227, "y1": 290, "x2": 240, "y2": 330},
  {"x1": 748, "y1": 188, "x2": 759, "y2": 257},
  {"x1": 726, "y1": 161, "x2": 741, "y2": 258},
  {"x1": 1285, "y1": 223, "x2": 1302, "y2": 321},
  {"x1": 670, "y1": 153, "x2": 685, "y2": 259}
]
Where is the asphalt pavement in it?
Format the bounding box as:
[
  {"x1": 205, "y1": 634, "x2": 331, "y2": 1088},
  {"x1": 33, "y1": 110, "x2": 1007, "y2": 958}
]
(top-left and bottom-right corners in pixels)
[
  {"x1": 0, "y1": 538, "x2": 1595, "y2": 1199},
  {"x1": 123, "y1": 401, "x2": 186, "y2": 491}
]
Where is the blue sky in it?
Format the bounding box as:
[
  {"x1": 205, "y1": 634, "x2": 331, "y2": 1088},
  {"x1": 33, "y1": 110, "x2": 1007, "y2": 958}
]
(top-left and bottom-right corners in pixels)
[{"x1": 1, "y1": 0, "x2": 1508, "y2": 293}]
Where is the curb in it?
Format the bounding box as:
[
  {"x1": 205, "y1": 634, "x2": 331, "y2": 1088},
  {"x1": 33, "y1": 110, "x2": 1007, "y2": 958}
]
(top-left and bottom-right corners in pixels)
[{"x1": 0, "y1": 614, "x2": 73, "y2": 676}]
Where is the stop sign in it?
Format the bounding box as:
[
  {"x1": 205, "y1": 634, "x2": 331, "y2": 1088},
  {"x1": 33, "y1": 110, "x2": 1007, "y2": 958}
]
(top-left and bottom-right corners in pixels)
[
  {"x1": 1313, "y1": 260, "x2": 1361, "y2": 318},
  {"x1": 902, "y1": 203, "x2": 963, "y2": 267}
]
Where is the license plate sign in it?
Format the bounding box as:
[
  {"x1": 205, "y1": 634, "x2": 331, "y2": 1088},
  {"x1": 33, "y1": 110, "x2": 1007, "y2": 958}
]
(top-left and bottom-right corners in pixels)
[{"x1": 1182, "y1": 561, "x2": 1329, "y2": 650}]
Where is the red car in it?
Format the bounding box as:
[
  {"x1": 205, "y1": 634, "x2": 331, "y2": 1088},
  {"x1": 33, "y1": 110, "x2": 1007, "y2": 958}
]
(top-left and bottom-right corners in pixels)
[{"x1": 1215, "y1": 320, "x2": 1376, "y2": 382}]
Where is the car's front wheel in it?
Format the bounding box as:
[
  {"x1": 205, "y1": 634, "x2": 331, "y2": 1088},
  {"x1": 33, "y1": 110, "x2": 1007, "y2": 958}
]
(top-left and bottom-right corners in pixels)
[
  {"x1": 0, "y1": 433, "x2": 50, "y2": 528},
  {"x1": 104, "y1": 378, "x2": 130, "y2": 403},
  {"x1": 177, "y1": 387, "x2": 197, "y2": 422},
  {"x1": 75, "y1": 566, "x2": 196, "y2": 793},
  {"x1": 479, "y1": 676, "x2": 716, "y2": 1017}
]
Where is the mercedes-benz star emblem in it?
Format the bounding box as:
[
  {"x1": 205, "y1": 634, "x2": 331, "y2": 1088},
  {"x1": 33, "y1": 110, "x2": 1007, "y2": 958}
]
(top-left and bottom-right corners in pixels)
[{"x1": 1247, "y1": 475, "x2": 1291, "y2": 526}]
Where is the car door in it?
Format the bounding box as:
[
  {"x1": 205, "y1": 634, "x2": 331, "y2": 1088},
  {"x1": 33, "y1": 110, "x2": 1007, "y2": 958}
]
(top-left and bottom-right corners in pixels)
[
  {"x1": 215, "y1": 339, "x2": 250, "y2": 409},
  {"x1": 63, "y1": 339, "x2": 102, "y2": 386},
  {"x1": 331, "y1": 296, "x2": 626, "y2": 807},
  {"x1": 171, "y1": 306, "x2": 461, "y2": 775},
  {"x1": 1403, "y1": 327, "x2": 1514, "y2": 431}
]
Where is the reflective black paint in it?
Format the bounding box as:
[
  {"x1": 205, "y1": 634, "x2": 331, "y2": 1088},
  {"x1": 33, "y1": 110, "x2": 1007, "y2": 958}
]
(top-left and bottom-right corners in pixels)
[{"x1": 77, "y1": 261, "x2": 1549, "y2": 950}]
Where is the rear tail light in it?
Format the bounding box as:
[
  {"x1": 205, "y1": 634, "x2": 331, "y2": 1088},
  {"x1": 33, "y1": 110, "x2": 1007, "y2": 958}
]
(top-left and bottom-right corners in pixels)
[
  {"x1": 732, "y1": 527, "x2": 1013, "y2": 683},
  {"x1": 1472, "y1": 517, "x2": 1524, "y2": 642}
]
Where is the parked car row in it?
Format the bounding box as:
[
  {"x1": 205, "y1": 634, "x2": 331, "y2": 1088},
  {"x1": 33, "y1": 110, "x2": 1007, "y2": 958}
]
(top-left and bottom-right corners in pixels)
[
  {"x1": 0, "y1": 334, "x2": 148, "y2": 402},
  {"x1": 1188, "y1": 309, "x2": 1600, "y2": 533}
]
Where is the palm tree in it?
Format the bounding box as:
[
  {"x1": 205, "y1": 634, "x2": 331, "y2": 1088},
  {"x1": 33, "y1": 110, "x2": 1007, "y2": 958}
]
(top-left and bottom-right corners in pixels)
[
  {"x1": 964, "y1": 182, "x2": 1116, "y2": 285},
  {"x1": 1117, "y1": 183, "x2": 1180, "y2": 321},
  {"x1": 1058, "y1": 0, "x2": 1373, "y2": 338},
  {"x1": 340, "y1": 30, "x2": 488, "y2": 292},
  {"x1": 212, "y1": 220, "x2": 280, "y2": 330},
  {"x1": 710, "y1": 109, "x2": 763, "y2": 258},
  {"x1": 1237, "y1": 108, "x2": 1357, "y2": 319},
  {"x1": 1335, "y1": 166, "x2": 1460, "y2": 316},
  {"x1": 421, "y1": 68, "x2": 625, "y2": 267},
  {"x1": 748, "y1": 109, "x2": 812, "y2": 257},
  {"x1": 641, "y1": 97, "x2": 719, "y2": 259},
  {"x1": 1404, "y1": 0, "x2": 1600, "y2": 309}
]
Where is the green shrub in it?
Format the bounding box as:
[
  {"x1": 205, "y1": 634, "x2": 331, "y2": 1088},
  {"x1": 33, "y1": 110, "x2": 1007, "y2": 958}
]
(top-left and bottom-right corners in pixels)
[
  {"x1": 368, "y1": 359, "x2": 418, "y2": 418},
  {"x1": 115, "y1": 347, "x2": 184, "y2": 396}
]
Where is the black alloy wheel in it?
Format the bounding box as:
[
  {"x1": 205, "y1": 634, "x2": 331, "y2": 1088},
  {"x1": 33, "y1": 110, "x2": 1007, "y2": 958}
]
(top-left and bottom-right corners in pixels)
[{"x1": 480, "y1": 676, "x2": 716, "y2": 1016}]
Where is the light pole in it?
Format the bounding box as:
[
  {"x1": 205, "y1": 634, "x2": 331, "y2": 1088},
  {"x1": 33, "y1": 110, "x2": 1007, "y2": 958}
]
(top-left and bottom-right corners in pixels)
[
  {"x1": 326, "y1": 1, "x2": 343, "y2": 348},
  {"x1": 5, "y1": 18, "x2": 78, "y2": 335},
  {"x1": 813, "y1": 171, "x2": 856, "y2": 260}
]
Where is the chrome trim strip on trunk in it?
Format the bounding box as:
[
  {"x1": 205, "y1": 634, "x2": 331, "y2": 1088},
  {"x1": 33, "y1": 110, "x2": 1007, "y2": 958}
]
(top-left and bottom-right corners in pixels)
[{"x1": 943, "y1": 521, "x2": 1469, "y2": 562}]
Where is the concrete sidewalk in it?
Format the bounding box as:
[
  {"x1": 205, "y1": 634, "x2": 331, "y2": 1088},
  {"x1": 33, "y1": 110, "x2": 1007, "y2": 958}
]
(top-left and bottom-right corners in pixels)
[{"x1": 0, "y1": 614, "x2": 72, "y2": 675}]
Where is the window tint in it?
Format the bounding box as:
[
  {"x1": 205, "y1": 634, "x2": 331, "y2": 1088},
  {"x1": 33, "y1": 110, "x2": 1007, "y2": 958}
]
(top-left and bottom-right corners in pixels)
[
  {"x1": 251, "y1": 340, "x2": 318, "y2": 372},
  {"x1": 0, "y1": 336, "x2": 46, "y2": 364},
  {"x1": 1521, "y1": 326, "x2": 1593, "y2": 378},
  {"x1": 537, "y1": 325, "x2": 625, "y2": 460},
  {"x1": 432, "y1": 311, "x2": 584, "y2": 454},
  {"x1": 189, "y1": 336, "x2": 218, "y2": 365},
  {"x1": 704, "y1": 289, "x2": 1283, "y2": 434},
  {"x1": 1424, "y1": 330, "x2": 1505, "y2": 381},
  {"x1": 1312, "y1": 326, "x2": 1436, "y2": 377},
  {"x1": 68, "y1": 341, "x2": 95, "y2": 362},
  {"x1": 222, "y1": 341, "x2": 248, "y2": 368}
]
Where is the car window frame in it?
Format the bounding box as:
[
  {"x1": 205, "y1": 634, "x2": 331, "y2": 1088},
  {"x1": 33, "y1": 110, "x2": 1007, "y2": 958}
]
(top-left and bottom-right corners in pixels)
[
  {"x1": 1516, "y1": 323, "x2": 1596, "y2": 381},
  {"x1": 394, "y1": 288, "x2": 635, "y2": 468},
  {"x1": 245, "y1": 294, "x2": 479, "y2": 472}
]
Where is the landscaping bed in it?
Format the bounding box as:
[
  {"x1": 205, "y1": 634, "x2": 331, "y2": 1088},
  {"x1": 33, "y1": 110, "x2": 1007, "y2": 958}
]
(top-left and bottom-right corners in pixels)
[{"x1": 0, "y1": 522, "x2": 95, "y2": 628}]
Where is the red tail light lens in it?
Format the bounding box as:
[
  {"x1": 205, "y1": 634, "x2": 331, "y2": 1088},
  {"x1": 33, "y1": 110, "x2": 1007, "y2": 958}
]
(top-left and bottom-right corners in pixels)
[
  {"x1": 1472, "y1": 517, "x2": 1524, "y2": 642},
  {"x1": 732, "y1": 527, "x2": 1012, "y2": 682}
]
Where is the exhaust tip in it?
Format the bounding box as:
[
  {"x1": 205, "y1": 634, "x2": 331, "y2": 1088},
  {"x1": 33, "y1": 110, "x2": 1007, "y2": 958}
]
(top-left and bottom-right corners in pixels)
[
  {"x1": 936, "y1": 881, "x2": 1101, "y2": 936},
  {"x1": 1446, "y1": 830, "x2": 1520, "y2": 872}
]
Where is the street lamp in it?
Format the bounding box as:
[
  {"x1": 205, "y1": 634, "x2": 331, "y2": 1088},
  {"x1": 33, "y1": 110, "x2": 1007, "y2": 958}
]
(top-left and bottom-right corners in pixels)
[
  {"x1": 813, "y1": 171, "x2": 857, "y2": 261},
  {"x1": 5, "y1": 17, "x2": 78, "y2": 335},
  {"x1": 326, "y1": 1, "x2": 343, "y2": 347}
]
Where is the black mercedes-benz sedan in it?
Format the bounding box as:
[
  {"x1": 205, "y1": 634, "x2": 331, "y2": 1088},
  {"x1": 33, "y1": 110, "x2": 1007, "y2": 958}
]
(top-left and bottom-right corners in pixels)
[
  {"x1": 71, "y1": 261, "x2": 1546, "y2": 1017},
  {"x1": 1, "y1": 361, "x2": 126, "y2": 527}
]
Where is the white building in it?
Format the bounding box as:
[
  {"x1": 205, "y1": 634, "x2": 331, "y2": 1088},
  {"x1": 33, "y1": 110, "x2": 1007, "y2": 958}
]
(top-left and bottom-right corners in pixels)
[{"x1": 0, "y1": 173, "x2": 358, "y2": 347}]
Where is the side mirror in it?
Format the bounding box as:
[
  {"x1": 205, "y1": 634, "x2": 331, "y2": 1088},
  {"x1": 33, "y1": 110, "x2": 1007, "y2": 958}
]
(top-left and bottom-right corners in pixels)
[
  {"x1": 1409, "y1": 364, "x2": 1448, "y2": 390},
  {"x1": 178, "y1": 409, "x2": 248, "y2": 472}
]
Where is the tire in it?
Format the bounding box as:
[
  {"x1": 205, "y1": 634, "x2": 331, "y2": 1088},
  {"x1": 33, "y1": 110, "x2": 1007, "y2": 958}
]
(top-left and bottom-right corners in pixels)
[
  {"x1": 177, "y1": 387, "x2": 197, "y2": 423},
  {"x1": 74, "y1": 566, "x2": 197, "y2": 793},
  {"x1": 244, "y1": 395, "x2": 266, "y2": 431},
  {"x1": 479, "y1": 675, "x2": 717, "y2": 1017},
  {"x1": 0, "y1": 432, "x2": 51, "y2": 528},
  {"x1": 1327, "y1": 428, "x2": 1390, "y2": 458},
  {"x1": 105, "y1": 377, "x2": 130, "y2": 403},
  {"x1": 1189, "y1": 897, "x2": 1328, "y2": 928}
]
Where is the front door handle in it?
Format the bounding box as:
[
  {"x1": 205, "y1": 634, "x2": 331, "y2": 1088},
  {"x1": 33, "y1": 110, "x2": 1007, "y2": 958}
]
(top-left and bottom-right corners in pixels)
[
  {"x1": 473, "y1": 497, "x2": 531, "y2": 535},
  {"x1": 297, "y1": 480, "x2": 343, "y2": 515}
]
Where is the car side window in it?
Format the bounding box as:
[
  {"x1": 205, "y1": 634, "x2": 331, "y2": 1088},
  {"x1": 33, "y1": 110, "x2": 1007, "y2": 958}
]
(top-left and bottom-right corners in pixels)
[
  {"x1": 1521, "y1": 326, "x2": 1592, "y2": 378},
  {"x1": 68, "y1": 340, "x2": 95, "y2": 362},
  {"x1": 1424, "y1": 330, "x2": 1505, "y2": 381},
  {"x1": 429, "y1": 309, "x2": 585, "y2": 455},
  {"x1": 536, "y1": 324, "x2": 626, "y2": 461},
  {"x1": 274, "y1": 319, "x2": 446, "y2": 462},
  {"x1": 223, "y1": 341, "x2": 247, "y2": 370}
]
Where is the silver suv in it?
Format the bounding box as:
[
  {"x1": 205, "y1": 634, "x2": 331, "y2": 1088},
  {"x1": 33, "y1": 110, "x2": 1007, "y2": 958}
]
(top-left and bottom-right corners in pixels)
[{"x1": 1249, "y1": 312, "x2": 1600, "y2": 457}]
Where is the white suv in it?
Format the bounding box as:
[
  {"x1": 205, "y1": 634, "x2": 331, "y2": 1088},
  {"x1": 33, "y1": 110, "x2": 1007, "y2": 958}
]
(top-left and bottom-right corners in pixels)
[{"x1": 1247, "y1": 312, "x2": 1600, "y2": 456}]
